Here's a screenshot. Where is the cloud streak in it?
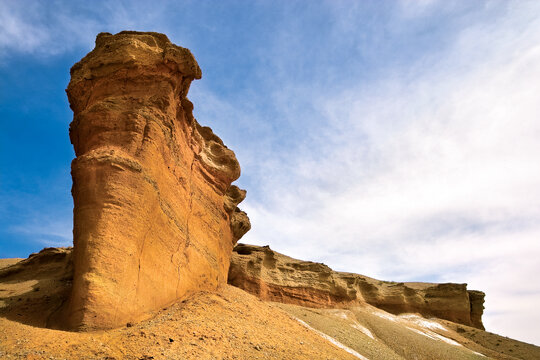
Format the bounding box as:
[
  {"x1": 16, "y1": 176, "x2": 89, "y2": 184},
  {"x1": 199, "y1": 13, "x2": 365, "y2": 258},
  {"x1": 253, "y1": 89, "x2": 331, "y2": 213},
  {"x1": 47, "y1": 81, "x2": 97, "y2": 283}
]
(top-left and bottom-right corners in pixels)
[
  {"x1": 0, "y1": 0, "x2": 183, "y2": 59},
  {"x1": 234, "y1": 1, "x2": 540, "y2": 345}
]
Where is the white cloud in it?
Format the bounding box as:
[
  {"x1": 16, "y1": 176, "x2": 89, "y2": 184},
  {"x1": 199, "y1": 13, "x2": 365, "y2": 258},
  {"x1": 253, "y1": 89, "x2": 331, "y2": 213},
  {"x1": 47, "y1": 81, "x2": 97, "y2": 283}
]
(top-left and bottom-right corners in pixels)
[
  {"x1": 239, "y1": 1, "x2": 540, "y2": 345},
  {"x1": 10, "y1": 219, "x2": 72, "y2": 248},
  {"x1": 0, "y1": 1, "x2": 177, "y2": 59},
  {"x1": 0, "y1": 1, "x2": 50, "y2": 54}
]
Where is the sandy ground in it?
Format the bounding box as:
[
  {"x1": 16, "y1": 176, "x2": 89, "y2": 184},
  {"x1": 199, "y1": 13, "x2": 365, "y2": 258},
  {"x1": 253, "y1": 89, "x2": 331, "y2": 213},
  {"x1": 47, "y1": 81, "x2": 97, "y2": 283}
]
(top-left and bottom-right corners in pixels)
[
  {"x1": 275, "y1": 303, "x2": 540, "y2": 360},
  {"x1": 0, "y1": 284, "x2": 360, "y2": 360},
  {"x1": 0, "y1": 259, "x2": 23, "y2": 270}
]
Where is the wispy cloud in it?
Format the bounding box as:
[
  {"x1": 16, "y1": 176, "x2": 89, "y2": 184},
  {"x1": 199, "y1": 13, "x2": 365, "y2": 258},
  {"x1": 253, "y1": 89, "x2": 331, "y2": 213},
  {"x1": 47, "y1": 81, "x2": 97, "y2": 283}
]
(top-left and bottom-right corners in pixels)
[
  {"x1": 0, "y1": 0, "x2": 181, "y2": 59},
  {"x1": 0, "y1": 1, "x2": 89, "y2": 57},
  {"x1": 9, "y1": 219, "x2": 72, "y2": 248},
  {"x1": 233, "y1": 1, "x2": 540, "y2": 345},
  {"x1": 0, "y1": 180, "x2": 73, "y2": 253}
]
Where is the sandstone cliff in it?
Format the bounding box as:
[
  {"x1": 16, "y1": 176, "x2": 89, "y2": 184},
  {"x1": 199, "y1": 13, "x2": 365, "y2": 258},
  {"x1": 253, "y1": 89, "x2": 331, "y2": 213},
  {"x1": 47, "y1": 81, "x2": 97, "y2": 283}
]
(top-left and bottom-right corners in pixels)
[
  {"x1": 228, "y1": 244, "x2": 485, "y2": 329},
  {"x1": 56, "y1": 31, "x2": 250, "y2": 330}
]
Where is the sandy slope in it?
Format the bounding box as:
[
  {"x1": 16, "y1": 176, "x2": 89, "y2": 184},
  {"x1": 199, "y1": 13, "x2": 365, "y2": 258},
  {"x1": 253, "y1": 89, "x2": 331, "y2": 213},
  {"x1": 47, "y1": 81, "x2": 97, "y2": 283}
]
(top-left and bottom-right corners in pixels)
[
  {"x1": 276, "y1": 303, "x2": 540, "y2": 360},
  {"x1": 0, "y1": 259, "x2": 23, "y2": 270},
  {"x1": 0, "y1": 285, "x2": 359, "y2": 360}
]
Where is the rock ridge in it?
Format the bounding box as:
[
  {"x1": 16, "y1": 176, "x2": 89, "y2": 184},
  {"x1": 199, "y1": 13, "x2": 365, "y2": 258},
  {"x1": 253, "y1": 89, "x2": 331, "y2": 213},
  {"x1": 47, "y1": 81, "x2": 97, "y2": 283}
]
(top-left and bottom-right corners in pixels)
[{"x1": 228, "y1": 244, "x2": 485, "y2": 329}]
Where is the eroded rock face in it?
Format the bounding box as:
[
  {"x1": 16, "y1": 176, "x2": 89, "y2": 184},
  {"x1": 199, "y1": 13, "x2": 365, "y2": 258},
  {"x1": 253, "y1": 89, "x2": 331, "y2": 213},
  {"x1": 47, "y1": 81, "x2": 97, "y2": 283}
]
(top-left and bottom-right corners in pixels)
[
  {"x1": 57, "y1": 31, "x2": 250, "y2": 330},
  {"x1": 228, "y1": 244, "x2": 485, "y2": 329}
]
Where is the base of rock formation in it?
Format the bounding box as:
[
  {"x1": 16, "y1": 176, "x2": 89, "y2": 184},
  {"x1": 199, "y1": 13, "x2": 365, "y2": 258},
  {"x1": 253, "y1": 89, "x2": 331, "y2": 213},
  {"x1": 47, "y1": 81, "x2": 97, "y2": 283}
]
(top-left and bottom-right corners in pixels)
[
  {"x1": 2, "y1": 248, "x2": 540, "y2": 359},
  {"x1": 228, "y1": 244, "x2": 485, "y2": 329}
]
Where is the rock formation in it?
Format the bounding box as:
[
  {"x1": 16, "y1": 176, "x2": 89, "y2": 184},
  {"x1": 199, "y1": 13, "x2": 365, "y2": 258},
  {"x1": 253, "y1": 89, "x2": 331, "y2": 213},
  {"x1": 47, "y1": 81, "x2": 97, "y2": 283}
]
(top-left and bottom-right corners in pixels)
[
  {"x1": 228, "y1": 244, "x2": 485, "y2": 329},
  {"x1": 55, "y1": 31, "x2": 250, "y2": 330}
]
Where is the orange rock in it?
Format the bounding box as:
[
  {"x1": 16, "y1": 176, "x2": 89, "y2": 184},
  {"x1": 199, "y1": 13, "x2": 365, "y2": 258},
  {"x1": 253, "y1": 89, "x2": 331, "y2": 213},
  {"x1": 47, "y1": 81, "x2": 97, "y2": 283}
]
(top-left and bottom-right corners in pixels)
[
  {"x1": 54, "y1": 31, "x2": 250, "y2": 330},
  {"x1": 229, "y1": 244, "x2": 485, "y2": 329}
]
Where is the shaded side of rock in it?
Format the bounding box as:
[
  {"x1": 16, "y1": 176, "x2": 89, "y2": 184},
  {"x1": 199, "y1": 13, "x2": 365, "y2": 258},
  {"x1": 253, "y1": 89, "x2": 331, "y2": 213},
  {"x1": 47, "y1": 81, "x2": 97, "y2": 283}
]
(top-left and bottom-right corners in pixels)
[
  {"x1": 228, "y1": 244, "x2": 485, "y2": 329},
  {"x1": 468, "y1": 290, "x2": 486, "y2": 330},
  {"x1": 54, "y1": 31, "x2": 249, "y2": 330},
  {"x1": 0, "y1": 248, "x2": 73, "y2": 328}
]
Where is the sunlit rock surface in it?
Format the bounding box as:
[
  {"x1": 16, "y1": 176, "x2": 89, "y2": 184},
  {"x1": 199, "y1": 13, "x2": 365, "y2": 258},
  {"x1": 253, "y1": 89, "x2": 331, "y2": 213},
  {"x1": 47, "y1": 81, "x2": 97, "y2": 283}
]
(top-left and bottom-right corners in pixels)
[
  {"x1": 54, "y1": 31, "x2": 249, "y2": 330},
  {"x1": 229, "y1": 244, "x2": 484, "y2": 329}
]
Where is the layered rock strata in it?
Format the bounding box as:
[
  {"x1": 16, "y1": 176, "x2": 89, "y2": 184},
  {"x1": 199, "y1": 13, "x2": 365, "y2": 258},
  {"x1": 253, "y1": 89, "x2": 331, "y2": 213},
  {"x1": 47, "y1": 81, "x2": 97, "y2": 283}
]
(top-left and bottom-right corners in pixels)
[
  {"x1": 228, "y1": 244, "x2": 485, "y2": 329},
  {"x1": 57, "y1": 31, "x2": 250, "y2": 330}
]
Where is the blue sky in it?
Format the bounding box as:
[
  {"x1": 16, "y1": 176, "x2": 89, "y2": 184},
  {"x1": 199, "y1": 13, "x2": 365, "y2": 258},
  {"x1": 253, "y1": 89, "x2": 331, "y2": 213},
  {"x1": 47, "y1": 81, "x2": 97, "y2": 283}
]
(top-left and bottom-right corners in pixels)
[{"x1": 2, "y1": 0, "x2": 540, "y2": 345}]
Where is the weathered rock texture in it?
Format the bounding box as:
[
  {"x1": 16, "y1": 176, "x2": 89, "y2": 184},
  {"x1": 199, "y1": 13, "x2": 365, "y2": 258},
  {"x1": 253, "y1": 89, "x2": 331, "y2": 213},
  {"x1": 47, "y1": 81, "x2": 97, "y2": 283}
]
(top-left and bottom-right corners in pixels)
[
  {"x1": 229, "y1": 244, "x2": 485, "y2": 329},
  {"x1": 58, "y1": 31, "x2": 250, "y2": 330}
]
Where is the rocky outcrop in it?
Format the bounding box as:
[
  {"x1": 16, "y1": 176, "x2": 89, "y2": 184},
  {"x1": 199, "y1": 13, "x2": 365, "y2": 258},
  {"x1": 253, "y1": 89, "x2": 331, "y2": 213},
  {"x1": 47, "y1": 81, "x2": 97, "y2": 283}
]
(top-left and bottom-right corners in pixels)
[
  {"x1": 0, "y1": 248, "x2": 73, "y2": 328},
  {"x1": 228, "y1": 244, "x2": 485, "y2": 329},
  {"x1": 0, "y1": 247, "x2": 72, "y2": 280},
  {"x1": 55, "y1": 31, "x2": 250, "y2": 330},
  {"x1": 468, "y1": 290, "x2": 485, "y2": 330}
]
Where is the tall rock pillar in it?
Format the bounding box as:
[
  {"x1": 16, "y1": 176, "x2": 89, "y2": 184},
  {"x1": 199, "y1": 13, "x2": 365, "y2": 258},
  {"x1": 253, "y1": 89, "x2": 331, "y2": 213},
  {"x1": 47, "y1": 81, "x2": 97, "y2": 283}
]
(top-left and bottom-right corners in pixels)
[{"x1": 59, "y1": 31, "x2": 250, "y2": 330}]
